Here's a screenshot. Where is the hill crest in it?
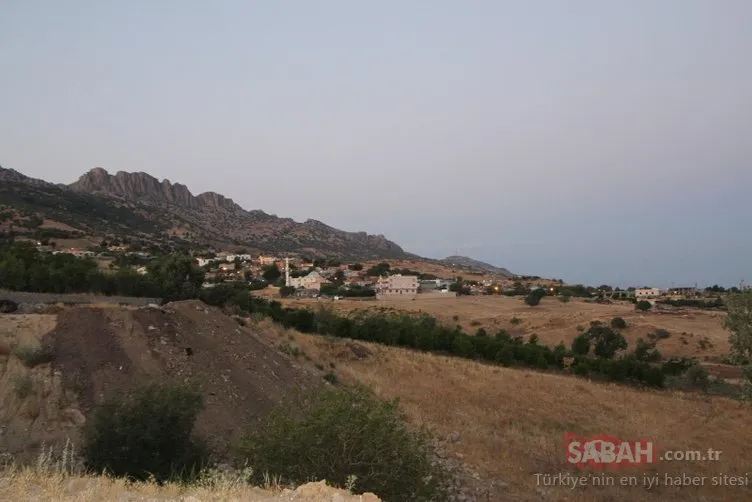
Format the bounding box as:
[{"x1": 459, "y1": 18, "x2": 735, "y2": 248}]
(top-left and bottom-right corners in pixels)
[{"x1": 0, "y1": 165, "x2": 407, "y2": 259}]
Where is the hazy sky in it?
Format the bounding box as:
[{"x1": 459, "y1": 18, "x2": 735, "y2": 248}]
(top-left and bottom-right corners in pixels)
[{"x1": 2, "y1": 1, "x2": 750, "y2": 288}]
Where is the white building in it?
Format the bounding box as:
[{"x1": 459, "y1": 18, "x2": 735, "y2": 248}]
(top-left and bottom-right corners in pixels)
[
  {"x1": 258, "y1": 255, "x2": 277, "y2": 266},
  {"x1": 288, "y1": 271, "x2": 325, "y2": 291},
  {"x1": 635, "y1": 288, "x2": 661, "y2": 299},
  {"x1": 376, "y1": 274, "x2": 419, "y2": 299}
]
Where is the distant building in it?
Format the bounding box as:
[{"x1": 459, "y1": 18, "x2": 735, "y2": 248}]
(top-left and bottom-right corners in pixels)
[
  {"x1": 288, "y1": 271, "x2": 325, "y2": 291},
  {"x1": 667, "y1": 287, "x2": 697, "y2": 297},
  {"x1": 635, "y1": 288, "x2": 661, "y2": 299},
  {"x1": 418, "y1": 279, "x2": 452, "y2": 292},
  {"x1": 196, "y1": 258, "x2": 213, "y2": 267},
  {"x1": 376, "y1": 274, "x2": 419, "y2": 299},
  {"x1": 219, "y1": 262, "x2": 236, "y2": 272},
  {"x1": 294, "y1": 288, "x2": 319, "y2": 298},
  {"x1": 258, "y1": 255, "x2": 277, "y2": 266}
]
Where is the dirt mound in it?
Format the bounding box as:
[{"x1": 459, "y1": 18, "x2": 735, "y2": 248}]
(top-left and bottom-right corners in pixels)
[{"x1": 37, "y1": 300, "x2": 319, "y2": 458}]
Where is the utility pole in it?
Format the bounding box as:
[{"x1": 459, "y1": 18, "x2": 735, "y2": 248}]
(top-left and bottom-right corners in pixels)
[{"x1": 285, "y1": 257, "x2": 290, "y2": 287}]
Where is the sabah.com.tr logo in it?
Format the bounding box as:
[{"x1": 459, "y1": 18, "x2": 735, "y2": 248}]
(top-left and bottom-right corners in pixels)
[{"x1": 563, "y1": 433, "x2": 723, "y2": 470}]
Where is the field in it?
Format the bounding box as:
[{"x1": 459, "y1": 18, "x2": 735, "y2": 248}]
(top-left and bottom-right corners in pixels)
[
  {"x1": 281, "y1": 295, "x2": 732, "y2": 362},
  {"x1": 257, "y1": 319, "x2": 751, "y2": 502},
  {"x1": 0, "y1": 295, "x2": 747, "y2": 501}
]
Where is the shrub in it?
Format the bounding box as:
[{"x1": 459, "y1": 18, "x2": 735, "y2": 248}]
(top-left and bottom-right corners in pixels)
[
  {"x1": 14, "y1": 375, "x2": 33, "y2": 399},
  {"x1": 571, "y1": 333, "x2": 591, "y2": 356},
  {"x1": 238, "y1": 386, "x2": 448, "y2": 501},
  {"x1": 586, "y1": 325, "x2": 627, "y2": 359},
  {"x1": 0, "y1": 299, "x2": 18, "y2": 313},
  {"x1": 81, "y1": 381, "x2": 208, "y2": 483},
  {"x1": 636, "y1": 300, "x2": 652, "y2": 312},
  {"x1": 278, "y1": 342, "x2": 300, "y2": 357},
  {"x1": 686, "y1": 365, "x2": 710, "y2": 390},
  {"x1": 610, "y1": 317, "x2": 627, "y2": 330},
  {"x1": 13, "y1": 344, "x2": 55, "y2": 368},
  {"x1": 661, "y1": 357, "x2": 695, "y2": 376},
  {"x1": 510, "y1": 317, "x2": 522, "y2": 325},
  {"x1": 323, "y1": 371, "x2": 338, "y2": 384},
  {"x1": 654, "y1": 329, "x2": 671, "y2": 340},
  {"x1": 525, "y1": 288, "x2": 546, "y2": 306}
]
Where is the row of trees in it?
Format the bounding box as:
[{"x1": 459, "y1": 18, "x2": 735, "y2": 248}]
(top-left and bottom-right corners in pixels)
[
  {"x1": 202, "y1": 284, "x2": 689, "y2": 389},
  {"x1": 0, "y1": 242, "x2": 204, "y2": 302}
]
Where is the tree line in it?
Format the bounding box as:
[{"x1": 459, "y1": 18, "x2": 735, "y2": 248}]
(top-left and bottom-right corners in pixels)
[
  {"x1": 200, "y1": 283, "x2": 699, "y2": 389},
  {"x1": 0, "y1": 242, "x2": 203, "y2": 301}
]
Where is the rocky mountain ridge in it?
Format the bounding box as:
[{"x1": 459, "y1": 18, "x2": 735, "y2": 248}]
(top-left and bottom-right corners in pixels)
[{"x1": 0, "y1": 165, "x2": 408, "y2": 259}]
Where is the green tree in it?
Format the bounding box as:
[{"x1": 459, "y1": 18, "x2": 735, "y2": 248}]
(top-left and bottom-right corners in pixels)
[
  {"x1": 81, "y1": 382, "x2": 208, "y2": 482},
  {"x1": 571, "y1": 333, "x2": 591, "y2": 356},
  {"x1": 587, "y1": 324, "x2": 628, "y2": 359},
  {"x1": 148, "y1": 254, "x2": 205, "y2": 303},
  {"x1": 279, "y1": 285, "x2": 296, "y2": 298},
  {"x1": 724, "y1": 288, "x2": 752, "y2": 363},
  {"x1": 262, "y1": 263, "x2": 282, "y2": 282},
  {"x1": 610, "y1": 317, "x2": 627, "y2": 330},
  {"x1": 724, "y1": 288, "x2": 752, "y2": 399},
  {"x1": 636, "y1": 300, "x2": 652, "y2": 312},
  {"x1": 525, "y1": 288, "x2": 546, "y2": 306},
  {"x1": 366, "y1": 262, "x2": 391, "y2": 277}
]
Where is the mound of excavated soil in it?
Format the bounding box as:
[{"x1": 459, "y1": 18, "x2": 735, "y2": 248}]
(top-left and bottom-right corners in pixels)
[{"x1": 39, "y1": 300, "x2": 320, "y2": 458}]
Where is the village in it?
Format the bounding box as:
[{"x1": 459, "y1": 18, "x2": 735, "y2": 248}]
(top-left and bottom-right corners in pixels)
[{"x1": 28, "y1": 240, "x2": 729, "y2": 304}]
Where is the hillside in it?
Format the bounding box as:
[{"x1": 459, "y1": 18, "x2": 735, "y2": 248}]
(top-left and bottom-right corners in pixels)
[
  {"x1": 2, "y1": 298, "x2": 749, "y2": 501},
  {"x1": 0, "y1": 166, "x2": 408, "y2": 260},
  {"x1": 260, "y1": 320, "x2": 751, "y2": 502},
  {"x1": 441, "y1": 255, "x2": 515, "y2": 277},
  {"x1": 0, "y1": 301, "x2": 320, "y2": 464}
]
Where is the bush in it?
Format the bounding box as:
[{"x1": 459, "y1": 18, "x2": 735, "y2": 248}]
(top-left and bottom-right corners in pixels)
[
  {"x1": 654, "y1": 329, "x2": 671, "y2": 340},
  {"x1": 238, "y1": 386, "x2": 448, "y2": 501},
  {"x1": 81, "y1": 381, "x2": 209, "y2": 483},
  {"x1": 661, "y1": 357, "x2": 695, "y2": 376},
  {"x1": 13, "y1": 344, "x2": 55, "y2": 368},
  {"x1": 686, "y1": 365, "x2": 710, "y2": 390},
  {"x1": 610, "y1": 317, "x2": 627, "y2": 330},
  {"x1": 525, "y1": 288, "x2": 546, "y2": 306},
  {"x1": 0, "y1": 299, "x2": 18, "y2": 313},
  {"x1": 13, "y1": 375, "x2": 33, "y2": 399},
  {"x1": 323, "y1": 371, "x2": 338, "y2": 384},
  {"x1": 636, "y1": 300, "x2": 652, "y2": 312},
  {"x1": 571, "y1": 333, "x2": 591, "y2": 356},
  {"x1": 586, "y1": 325, "x2": 627, "y2": 359}
]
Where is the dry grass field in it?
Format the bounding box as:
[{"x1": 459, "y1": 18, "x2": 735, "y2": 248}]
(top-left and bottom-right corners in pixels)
[
  {"x1": 0, "y1": 467, "x2": 378, "y2": 501},
  {"x1": 1, "y1": 297, "x2": 745, "y2": 501},
  {"x1": 281, "y1": 295, "x2": 731, "y2": 361},
  {"x1": 256, "y1": 319, "x2": 752, "y2": 502}
]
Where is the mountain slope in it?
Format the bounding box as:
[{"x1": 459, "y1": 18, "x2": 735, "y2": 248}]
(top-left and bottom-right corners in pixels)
[
  {"x1": 441, "y1": 255, "x2": 515, "y2": 277},
  {"x1": 0, "y1": 167, "x2": 165, "y2": 236},
  {"x1": 0, "y1": 166, "x2": 408, "y2": 259}
]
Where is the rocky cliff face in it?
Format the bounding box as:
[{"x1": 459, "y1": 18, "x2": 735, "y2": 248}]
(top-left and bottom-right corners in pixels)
[
  {"x1": 64, "y1": 167, "x2": 407, "y2": 259},
  {"x1": 70, "y1": 168, "x2": 240, "y2": 212}
]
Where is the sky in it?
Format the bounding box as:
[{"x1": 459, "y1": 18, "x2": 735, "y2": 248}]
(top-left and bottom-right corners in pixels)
[{"x1": 1, "y1": 1, "x2": 751, "y2": 288}]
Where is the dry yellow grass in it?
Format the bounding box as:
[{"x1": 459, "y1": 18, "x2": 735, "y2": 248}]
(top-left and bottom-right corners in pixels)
[
  {"x1": 254, "y1": 319, "x2": 752, "y2": 502},
  {"x1": 0, "y1": 465, "x2": 377, "y2": 501},
  {"x1": 281, "y1": 295, "x2": 731, "y2": 361}
]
